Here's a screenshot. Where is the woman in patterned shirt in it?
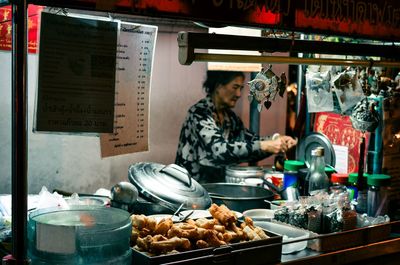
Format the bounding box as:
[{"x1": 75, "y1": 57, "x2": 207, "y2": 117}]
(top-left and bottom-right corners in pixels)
[{"x1": 175, "y1": 71, "x2": 297, "y2": 183}]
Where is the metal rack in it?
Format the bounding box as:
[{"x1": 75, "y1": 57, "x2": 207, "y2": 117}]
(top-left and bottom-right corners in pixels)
[{"x1": 177, "y1": 31, "x2": 400, "y2": 67}]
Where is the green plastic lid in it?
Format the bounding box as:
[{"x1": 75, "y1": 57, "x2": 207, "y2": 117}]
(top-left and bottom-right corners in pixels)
[
  {"x1": 367, "y1": 174, "x2": 391, "y2": 186},
  {"x1": 348, "y1": 172, "x2": 370, "y2": 183},
  {"x1": 324, "y1": 166, "x2": 336, "y2": 173},
  {"x1": 284, "y1": 160, "x2": 305, "y2": 171}
]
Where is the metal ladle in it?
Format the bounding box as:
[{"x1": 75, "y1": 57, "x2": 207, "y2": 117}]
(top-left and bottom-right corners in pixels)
[
  {"x1": 110, "y1": 181, "x2": 139, "y2": 211},
  {"x1": 261, "y1": 178, "x2": 299, "y2": 202}
]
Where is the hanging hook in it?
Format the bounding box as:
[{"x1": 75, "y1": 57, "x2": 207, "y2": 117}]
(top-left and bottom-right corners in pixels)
[
  {"x1": 369, "y1": 58, "x2": 374, "y2": 69},
  {"x1": 289, "y1": 31, "x2": 295, "y2": 54}
]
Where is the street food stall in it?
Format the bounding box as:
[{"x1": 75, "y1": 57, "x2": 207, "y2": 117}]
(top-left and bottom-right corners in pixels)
[{"x1": 1, "y1": 0, "x2": 400, "y2": 264}]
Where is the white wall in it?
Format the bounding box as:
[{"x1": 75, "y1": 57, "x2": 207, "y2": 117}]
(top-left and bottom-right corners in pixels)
[{"x1": 0, "y1": 23, "x2": 287, "y2": 194}]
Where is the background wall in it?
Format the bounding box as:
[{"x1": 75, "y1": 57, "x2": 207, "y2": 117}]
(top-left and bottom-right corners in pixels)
[{"x1": 0, "y1": 18, "x2": 287, "y2": 194}]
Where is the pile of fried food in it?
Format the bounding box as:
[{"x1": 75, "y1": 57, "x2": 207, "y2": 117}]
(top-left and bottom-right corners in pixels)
[{"x1": 130, "y1": 203, "x2": 269, "y2": 255}]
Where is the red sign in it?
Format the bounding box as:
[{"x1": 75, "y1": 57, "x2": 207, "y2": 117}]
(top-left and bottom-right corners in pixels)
[
  {"x1": 31, "y1": 0, "x2": 398, "y2": 41},
  {"x1": 0, "y1": 5, "x2": 44, "y2": 53},
  {"x1": 129, "y1": 0, "x2": 282, "y2": 26},
  {"x1": 7, "y1": 0, "x2": 400, "y2": 49},
  {"x1": 314, "y1": 112, "x2": 369, "y2": 174},
  {"x1": 295, "y1": 0, "x2": 400, "y2": 41}
]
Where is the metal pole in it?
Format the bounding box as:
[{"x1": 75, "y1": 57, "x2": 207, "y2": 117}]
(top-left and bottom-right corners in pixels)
[
  {"x1": 3, "y1": 0, "x2": 30, "y2": 264},
  {"x1": 373, "y1": 96, "x2": 384, "y2": 174},
  {"x1": 193, "y1": 53, "x2": 400, "y2": 68},
  {"x1": 249, "y1": 72, "x2": 260, "y2": 167},
  {"x1": 249, "y1": 72, "x2": 260, "y2": 135},
  {"x1": 296, "y1": 34, "x2": 304, "y2": 120}
]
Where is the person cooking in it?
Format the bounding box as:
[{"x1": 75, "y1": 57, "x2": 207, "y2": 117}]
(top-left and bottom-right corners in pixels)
[{"x1": 175, "y1": 71, "x2": 297, "y2": 183}]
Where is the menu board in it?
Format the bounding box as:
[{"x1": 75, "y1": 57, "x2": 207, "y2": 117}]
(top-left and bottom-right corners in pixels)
[
  {"x1": 35, "y1": 12, "x2": 118, "y2": 133},
  {"x1": 100, "y1": 23, "x2": 157, "y2": 157}
]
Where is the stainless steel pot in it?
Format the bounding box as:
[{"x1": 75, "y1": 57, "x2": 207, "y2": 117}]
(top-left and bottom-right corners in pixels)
[
  {"x1": 201, "y1": 183, "x2": 274, "y2": 212},
  {"x1": 128, "y1": 163, "x2": 212, "y2": 214},
  {"x1": 225, "y1": 165, "x2": 265, "y2": 183}
]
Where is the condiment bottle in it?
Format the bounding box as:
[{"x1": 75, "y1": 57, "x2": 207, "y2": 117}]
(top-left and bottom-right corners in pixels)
[
  {"x1": 283, "y1": 160, "x2": 305, "y2": 189},
  {"x1": 354, "y1": 172, "x2": 369, "y2": 214},
  {"x1": 307, "y1": 147, "x2": 330, "y2": 195},
  {"x1": 347, "y1": 172, "x2": 369, "y2": 201},
  {"x1": 367, "y1": 174, "x2": 391, "y2": 217},
  {"x1": 329, "y1": 173, "x2": 348, "y2": 195},
  {"x1": 347, "y1": 172, "x2": 358, "y2": 201}
]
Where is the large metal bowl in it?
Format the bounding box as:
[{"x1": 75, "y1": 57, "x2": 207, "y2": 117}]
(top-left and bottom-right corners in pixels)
[{"x1": 201, "y1": 183, "x2": 274, "y2": 212}]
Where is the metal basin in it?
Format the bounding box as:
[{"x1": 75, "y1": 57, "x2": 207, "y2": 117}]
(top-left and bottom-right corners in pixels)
[{"x1": 201, "y1": 183, "x2": 274, "y2": 212}]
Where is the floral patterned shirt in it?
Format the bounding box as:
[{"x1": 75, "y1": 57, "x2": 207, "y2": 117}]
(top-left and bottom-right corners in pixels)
[{"x1": 175, "y1": 96, "x2": 271, "y2": 183}]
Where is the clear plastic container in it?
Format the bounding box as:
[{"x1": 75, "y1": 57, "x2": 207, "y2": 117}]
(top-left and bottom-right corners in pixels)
[
  {"x1": 28, "y1": 206, "x2": 132, "y2": 265},
  {"x1": 346, "y1": 172, "x2": 369, "y2": 213},
  {"x1": 254, "y1": 221, "x2": 309, "y2": 254},
  {"x1": 367, "y1": 174, "x2": 391, "y2": 217},
  {"x1": 329, "y1": 173, "x2": 348, "y2": 195}
]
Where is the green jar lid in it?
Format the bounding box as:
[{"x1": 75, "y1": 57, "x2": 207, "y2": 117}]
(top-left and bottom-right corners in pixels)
[
  {"x1": 284, "y1": 160, "x2": 305, "y2": 171},
  {"x1": 348, "y1": 172, "x2": 370, "y2": 183},
  {"x1": 324, "y1": 166, "x2": 336, "y2": 173},
  {"x1": 367, "y1": 174, "x2": 391, "y2": 186}
]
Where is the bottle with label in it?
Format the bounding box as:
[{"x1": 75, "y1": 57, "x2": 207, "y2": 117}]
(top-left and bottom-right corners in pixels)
[
  {"x1": 283, "y1": 160, "x2": 305, "y2": 189},
  {"x1": 307, "y1": 147, "x2": 330, "y2": 195}
]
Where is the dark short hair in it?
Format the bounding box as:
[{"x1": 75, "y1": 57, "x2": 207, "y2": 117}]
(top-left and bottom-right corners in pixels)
[{"x1": 203, "y1": 71, "x2": 245, "y2": 95}]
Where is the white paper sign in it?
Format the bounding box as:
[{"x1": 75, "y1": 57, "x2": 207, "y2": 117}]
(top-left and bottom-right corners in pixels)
[
  {"x1": 333, "y1": 144, "x2": 349, "y2": 174},
  {"x1": 36, "y1": 223, "x2": 76, "y2": 254},
  {"x1": 100, "y1": 23, "x2": 157, "y2": 157}
]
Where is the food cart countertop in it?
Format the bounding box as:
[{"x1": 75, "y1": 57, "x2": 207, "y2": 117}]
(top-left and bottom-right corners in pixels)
[{"x1": 280, "y1": 236, "x2": 400, "y2": 265}]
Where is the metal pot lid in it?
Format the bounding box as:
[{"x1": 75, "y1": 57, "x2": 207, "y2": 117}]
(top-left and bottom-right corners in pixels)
[
  {"x1": 128, "y1": 162, "x2": 212, "y2": 211},
  {"x1": 296, "y1": 132, "x2": 336, "y2": 168}
]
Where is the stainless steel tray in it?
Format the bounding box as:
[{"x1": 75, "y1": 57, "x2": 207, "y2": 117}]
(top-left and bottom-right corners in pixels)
[{"x1": 131, "y1": 230, "x2": 282, "y2": 265}]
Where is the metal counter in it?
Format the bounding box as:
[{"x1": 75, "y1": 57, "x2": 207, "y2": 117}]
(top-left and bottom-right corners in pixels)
[{"x1": 280, "y1": 236, "x2": 400, "y2": 265}]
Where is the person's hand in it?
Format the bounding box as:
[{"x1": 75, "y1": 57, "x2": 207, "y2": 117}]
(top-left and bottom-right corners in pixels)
[
  {"x1": 260, "y1": 135, "x2": 298, "y2": 154},
  {"x1": 280, "y1": 135, "x2": 298, "y2": 150}
]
